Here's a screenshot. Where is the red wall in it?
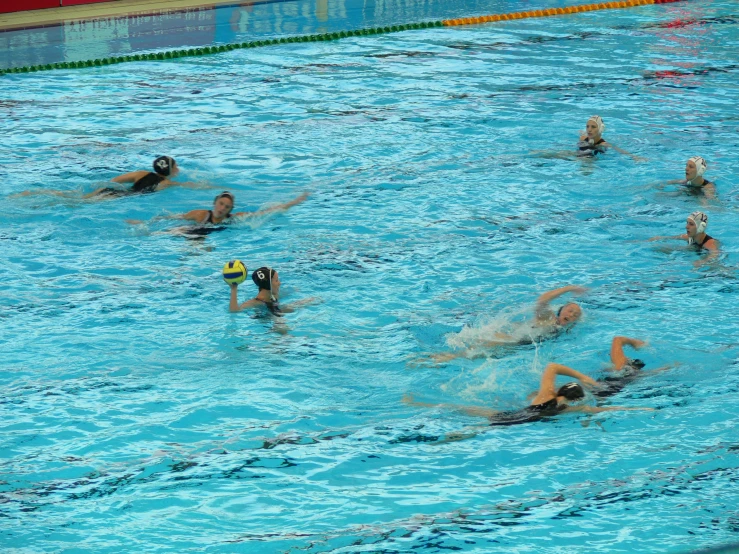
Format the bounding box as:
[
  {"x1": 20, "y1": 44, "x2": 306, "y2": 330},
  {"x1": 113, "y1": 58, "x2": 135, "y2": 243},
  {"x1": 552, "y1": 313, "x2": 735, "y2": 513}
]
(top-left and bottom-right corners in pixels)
[
  {"x1": 0, "y1": 0, "x2": 115, "y2": 14},
  {"x1": 63, "y1": 0, "x2": 114, "y2": 5},
  {"x1": 0, "y1": 1, "x2": 58, "y2": 14}
]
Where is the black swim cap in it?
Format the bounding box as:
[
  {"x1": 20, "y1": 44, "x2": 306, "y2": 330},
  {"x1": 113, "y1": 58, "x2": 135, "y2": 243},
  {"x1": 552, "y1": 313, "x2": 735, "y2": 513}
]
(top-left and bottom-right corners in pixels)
[
  {"x1": 252, "y1": 267, "x2": 273, "y2": 291},
  {"x1": 153, "y1": 156, "x2": 175, "y2": 176},
  {"x1": 557, "y1": 382, "x2": 585, "y2": 401},
  {"x1": 629, "y1": 359, "x2": 646, "y2": 370}
]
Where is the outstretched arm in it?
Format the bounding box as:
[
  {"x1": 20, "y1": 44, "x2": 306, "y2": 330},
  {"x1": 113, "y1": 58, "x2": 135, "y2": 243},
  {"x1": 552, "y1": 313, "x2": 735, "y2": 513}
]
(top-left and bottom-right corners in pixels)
[
  {"x1": 605, "y1": 142, "x2": 647, "y2": 163},
  {"x1": 564, "y1": 405, "x2": 654, "y2": 414},
  {"x1": 233, "y1": 192, "x2": 309, "y2": 219},
  {"x1": 402, "y1": 394, "x2": 499, "y2": 419},
  {"x1": 126, "y1": 209, "x2": 206, "y2": 226},
  {"x1": 648, "y1": 234, "x2": 686, "y2": 242},
  {"x1": 279, "y1": 296, "x2": 322, "y2": 313},
  {"x1": 610, "y1": 336, "x2": 646, "y2": 370}
]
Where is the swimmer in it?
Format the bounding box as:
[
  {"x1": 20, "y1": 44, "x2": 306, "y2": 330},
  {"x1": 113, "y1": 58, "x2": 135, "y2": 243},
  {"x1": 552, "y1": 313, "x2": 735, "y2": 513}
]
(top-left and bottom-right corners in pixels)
[
  {"x1": 649, "y1": 211, "x2": 719, "y2": 265},
  {"x1": 658, "y1": 156, "x2": 716, "y2": 200},
  {"x1": 229, "y1": 267, "x2": 320, "y2": 315},
  {"x1": 535, "y1": 116, "x2": 645, "y2": 162},
  {"x1": 126, "y1": 191, "x2": 309, "y2": 233},
  {"x1": 576, "y1": 116, "x2": 646, "y2": 162},
  {"x1": 425, "y1": 285, "x2": 586, "y2": 363},
  {"x1": 403, "y1": 359, "x2": 653, "y2": 430},
  {"x1": 593, "y1": 336, "x2": 653, "y2": 399},
  {"x1": 15, "y1": 156, "x2": 203, "y2": 198}
]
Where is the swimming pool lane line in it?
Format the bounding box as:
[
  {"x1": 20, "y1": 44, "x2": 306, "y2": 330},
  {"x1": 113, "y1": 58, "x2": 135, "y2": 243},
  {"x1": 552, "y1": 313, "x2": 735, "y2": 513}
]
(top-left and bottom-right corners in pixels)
[{"x1": 0, "y1": 0, "x2": 688, "y2": 76}]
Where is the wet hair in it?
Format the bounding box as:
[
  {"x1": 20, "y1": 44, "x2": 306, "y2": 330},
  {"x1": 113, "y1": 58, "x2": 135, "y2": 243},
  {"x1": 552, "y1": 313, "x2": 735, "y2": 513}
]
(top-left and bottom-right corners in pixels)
[
  {"x1": 214, "y1": 191, "x2": 235, "y2": 205},
  {"x1": 557, "y1": 382, "x2": 585, "y2": 401},
  {"x1": 153, "y1": 156, "x2": 175, "y2": 176},
  {"x1": 556, "y1": 303, "x2": 579, "y2": 321}
]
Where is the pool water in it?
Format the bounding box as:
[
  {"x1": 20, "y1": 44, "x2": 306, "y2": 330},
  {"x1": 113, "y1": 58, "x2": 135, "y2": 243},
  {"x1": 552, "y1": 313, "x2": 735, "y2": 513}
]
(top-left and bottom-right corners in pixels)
[{"x1": 2, "y1": 0, "x2": 739, "y2": 552}]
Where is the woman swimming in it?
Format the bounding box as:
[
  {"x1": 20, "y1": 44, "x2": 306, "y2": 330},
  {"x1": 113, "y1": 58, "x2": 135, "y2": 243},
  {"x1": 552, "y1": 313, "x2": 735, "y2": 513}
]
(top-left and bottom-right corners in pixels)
[
  {"x1": 404, "y1": 356, "x2": 653, "y2": 429},
  {"x1": 657, "y1": 156, "x2": 716, "y2": 199},
  {"x1": 536, "y1": 116, "x2": 645, "y2": 162},
  {"x1": 126, "y1": 191, "x2": 309, "y2": 234},
  {"x1": 15, "y1": 156, "x2": 200, "y2": 198},
  {"x1": 576, "y1": 116, "x2": 645, "y2": 161},
  {"x1": 648, "y1": 211, "x2": 719, "y2": 266},
  {"x1": 229, "y1": 267, "x2": 319, "y2": 315},
  {"x1": 425, "y1": 285, "x2": 586, "y2": 363}
]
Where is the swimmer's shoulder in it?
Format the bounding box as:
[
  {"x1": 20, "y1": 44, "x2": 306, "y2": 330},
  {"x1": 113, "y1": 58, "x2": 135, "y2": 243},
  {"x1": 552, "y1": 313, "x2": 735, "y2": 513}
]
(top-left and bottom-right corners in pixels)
[
  {"x1": 112, "y1": 170, "x2": 149, "y2": 183},
  {"x1": 182, "y1": 209, "x2": 210, "y2": 223}
]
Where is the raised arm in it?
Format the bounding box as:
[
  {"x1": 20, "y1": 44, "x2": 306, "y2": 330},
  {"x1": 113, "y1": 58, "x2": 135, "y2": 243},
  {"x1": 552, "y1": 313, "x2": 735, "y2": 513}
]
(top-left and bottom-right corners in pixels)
[
  {"x1": 609, "y1": 336, "x2": 646, "y2": 370},
  {"x1": 535, "y1": 285, "x2": 586, "y2": 318},
  {"x1": 233, "y1": 192, "x2": 309, "y2": 219},
  {"x1": 530, "y1": 363, "x2": 597, "y2": 405}
]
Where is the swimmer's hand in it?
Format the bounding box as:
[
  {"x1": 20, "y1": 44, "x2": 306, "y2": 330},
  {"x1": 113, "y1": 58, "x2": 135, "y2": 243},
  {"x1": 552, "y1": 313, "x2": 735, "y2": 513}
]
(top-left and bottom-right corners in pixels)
[
  {"x1": 632, "y1": 155, "x2": 648, "y2": 163},
  {"x1": 568, "y1": 285, "x2": 588, "y2": 295},
  {"x1": 430, "y1": 351, "x2": 464, "y2": 363},
  {"x1": 125, "y1": 219, "x2": 145, "y2": 225}
]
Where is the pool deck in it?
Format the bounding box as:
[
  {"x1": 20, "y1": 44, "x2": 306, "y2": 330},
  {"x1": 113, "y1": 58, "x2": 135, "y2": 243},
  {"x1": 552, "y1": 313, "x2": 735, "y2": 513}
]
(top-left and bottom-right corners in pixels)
[{"x1": 0, "y1": 0, "x2": 266, "y2": 31}]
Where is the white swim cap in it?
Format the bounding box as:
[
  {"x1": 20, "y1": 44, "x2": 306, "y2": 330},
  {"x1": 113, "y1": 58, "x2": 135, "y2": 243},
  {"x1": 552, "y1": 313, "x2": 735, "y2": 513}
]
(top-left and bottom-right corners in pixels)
[
  {"x1": 688, "y1": 156, "x2": 707, "y2": 178},
  {"x1": 588, "y1": 115, "x2": 605, "y2": 134},
  {"x1": 687, "y1": 211, "x2": 708, "y2": 242}
]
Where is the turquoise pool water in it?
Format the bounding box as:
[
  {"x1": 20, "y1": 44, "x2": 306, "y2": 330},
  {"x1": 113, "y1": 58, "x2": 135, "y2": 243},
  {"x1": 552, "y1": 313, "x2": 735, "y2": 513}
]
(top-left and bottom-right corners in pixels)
[{"x1": 2, "y1": 1, "x2": 738, "y2": 552}]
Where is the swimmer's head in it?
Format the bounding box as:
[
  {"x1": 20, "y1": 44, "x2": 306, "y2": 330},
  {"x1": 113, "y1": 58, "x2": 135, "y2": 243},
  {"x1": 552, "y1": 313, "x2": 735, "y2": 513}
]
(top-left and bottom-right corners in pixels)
[
  {"x1": 557, "y1": 382, "x2": 585, "y2": 401},
  {"x1": 556, "y1": 303, "x2": 582, "y2": 327},
  {"x1": 686, "y1": 156, "x2": 707, "y2": 183},
  {"x1": 153, "y1": 156, "x2": 177, "y2": 176},
  {"x1": 213, "y1": 191, "x2": 235, "y2": 218},
  {"x1": 252, "y1": 267, "x2": 280, "y2": 300},
  {"x1": 586, "y1": 116, "x2": 605, "y2": 139},
  {"x1": 686, "y1": 211, "x2": 708, "y2": 241},
  {"x1": 629, "y1": 359, "x2": 646, "y2": 370}
]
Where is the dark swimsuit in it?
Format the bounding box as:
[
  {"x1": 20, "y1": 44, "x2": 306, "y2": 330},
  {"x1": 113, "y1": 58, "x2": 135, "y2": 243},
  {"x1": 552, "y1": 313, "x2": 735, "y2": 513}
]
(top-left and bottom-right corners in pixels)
[
  {"x1": 691, "y1": 234, "x2": 714, "y2": 250},
  {"x1": 577, "y1": 138, "x2": 607, "y2": 157},
  {"x1": 593, "y1": 359, "x2": 644, "y2": 399},
  {"x1": 256, "y1": 298, "x2": 283, "y2": 316},
  {"x1": 488, "y1": 397, "x2": 565, "y2": 426},
  {"x1": 683, "y1": 179, "x2": 714, "y2": 196},
  {"x1": 97, "y1": 172, "x2": 166, "y2": 197},
  {"x1": 182, "y1": 211, "x2": 232, "y2": 238}
]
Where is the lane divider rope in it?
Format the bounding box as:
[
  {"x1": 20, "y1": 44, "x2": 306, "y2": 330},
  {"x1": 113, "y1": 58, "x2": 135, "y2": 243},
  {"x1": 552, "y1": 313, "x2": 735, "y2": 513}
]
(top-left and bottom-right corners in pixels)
[{"x1": 0, "y1": 0, "x2": 686, "y2": 76}]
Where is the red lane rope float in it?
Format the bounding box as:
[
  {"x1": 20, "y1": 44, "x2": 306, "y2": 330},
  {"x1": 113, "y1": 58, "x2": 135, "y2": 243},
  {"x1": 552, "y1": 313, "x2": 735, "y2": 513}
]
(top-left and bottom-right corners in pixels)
[{"x1": 442, "y1": 0, "x2": 686, "y2": 27}]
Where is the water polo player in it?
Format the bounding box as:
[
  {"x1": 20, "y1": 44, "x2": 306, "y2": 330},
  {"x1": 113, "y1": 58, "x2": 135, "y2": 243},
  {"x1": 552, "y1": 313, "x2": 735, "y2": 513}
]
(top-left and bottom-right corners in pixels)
[
  {"x1": 658, "y1": 156, "x2": 716, "y2": 199},
  {"x1": 126, "y1": 191, "x2": 309, "y2": 235},
  {"x1": 403, "y1": 360, "x2": 652, "y2": 429},
  {"x1": 649, "y1": 211, "x2": 719, "y2": 265},
  {"x1": 229, "y1": 266, "x2": 319, "y2": 314},
  {"x1": 16, "y1": 156, "x2": 196, "y2": 198},
  {"x1": 577, "y1": 115, "x2": 645, "y2": 161},
  {"x1": 427, "y1": 285, "x2": 586, "y2": 363}
]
